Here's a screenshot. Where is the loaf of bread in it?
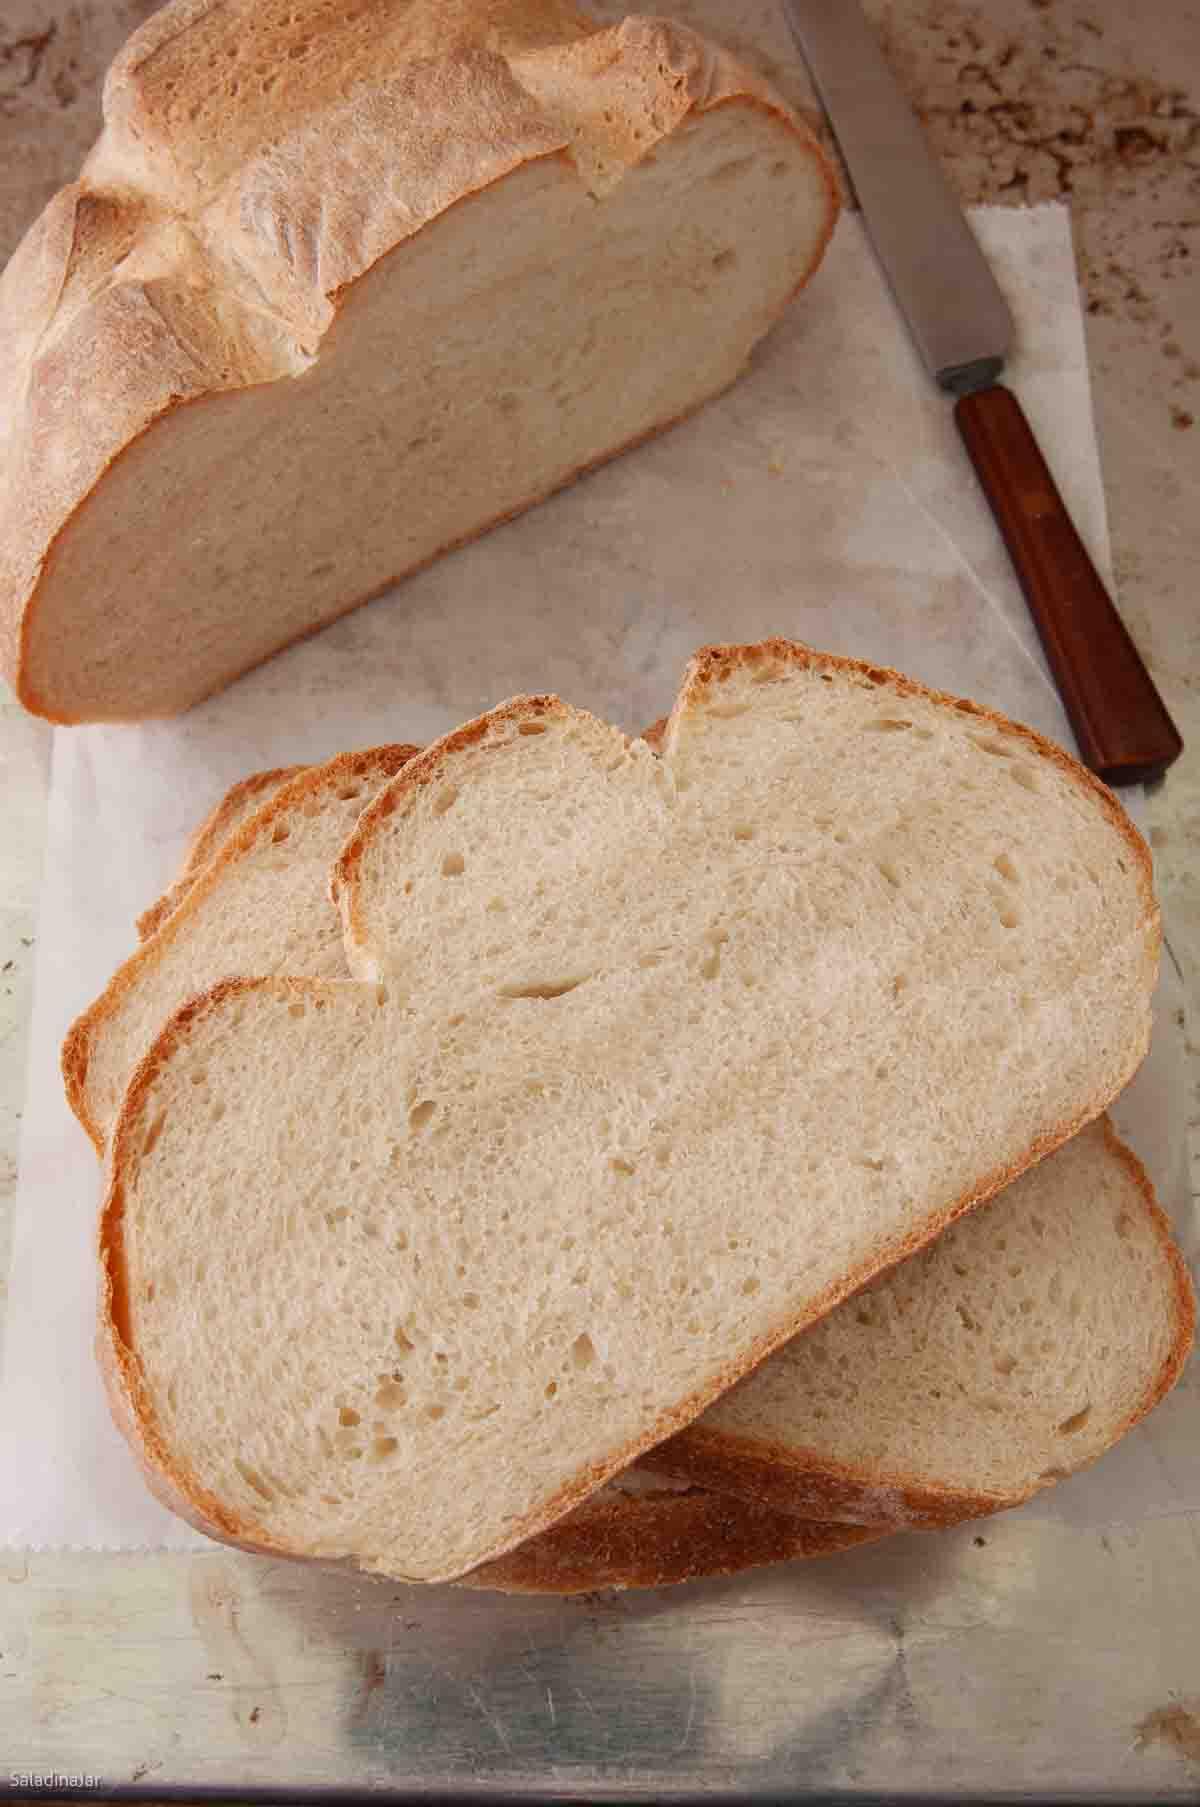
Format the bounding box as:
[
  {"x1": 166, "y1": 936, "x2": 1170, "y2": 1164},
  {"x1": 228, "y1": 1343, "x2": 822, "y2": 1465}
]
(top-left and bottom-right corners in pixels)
[
  {"x1": 0, "y1": 0, "x2": 837, "y2": 722},
  {"x1": 96, "y1": 642, "x2": 1165, "y2": 1583}
]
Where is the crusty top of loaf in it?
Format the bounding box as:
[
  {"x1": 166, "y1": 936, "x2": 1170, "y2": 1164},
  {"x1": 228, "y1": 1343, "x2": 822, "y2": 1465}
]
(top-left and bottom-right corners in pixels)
[{"x1": 0, "y1": 0, "x2": 830, "y2": 715}]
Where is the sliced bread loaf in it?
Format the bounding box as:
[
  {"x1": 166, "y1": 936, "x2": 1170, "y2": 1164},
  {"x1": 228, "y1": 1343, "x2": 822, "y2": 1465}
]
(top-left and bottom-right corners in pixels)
[
  {"x1": 63, "y1": 745, "x2": 419, "y2": 1152},
  {"x1": 1, "y1": 0, "x2": 837, "y2": 722},
  {"x1": 113, "y1": 726, "x2": 1190, "y2": 1555},
  {"x1": 98, "y1": 645, "x2": 1164, "y2": 1582}
]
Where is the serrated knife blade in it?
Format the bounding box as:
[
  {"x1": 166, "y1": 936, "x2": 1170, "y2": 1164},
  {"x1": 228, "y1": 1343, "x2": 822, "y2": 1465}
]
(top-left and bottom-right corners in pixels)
[{"x1": 782, "y1": 0, "x2": 1182, "y2": 787}]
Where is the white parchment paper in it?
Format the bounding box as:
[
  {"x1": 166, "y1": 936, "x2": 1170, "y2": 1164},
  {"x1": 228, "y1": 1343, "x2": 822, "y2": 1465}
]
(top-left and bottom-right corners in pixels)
[{"x1": 1, "y1": 205, "x2": 1194, "y2": 1549}]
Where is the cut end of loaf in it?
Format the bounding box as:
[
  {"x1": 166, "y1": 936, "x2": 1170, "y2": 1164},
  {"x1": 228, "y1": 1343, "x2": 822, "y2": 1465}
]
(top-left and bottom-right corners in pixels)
[{"x1": 5, "y1": 4, "x2": 838, "y2": 721}]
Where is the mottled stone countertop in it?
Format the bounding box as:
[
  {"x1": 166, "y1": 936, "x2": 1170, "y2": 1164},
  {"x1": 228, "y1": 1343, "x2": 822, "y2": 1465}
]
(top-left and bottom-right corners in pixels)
[{"x1": 0, "y1": 0, "x2": 1197, "y2": 1794}]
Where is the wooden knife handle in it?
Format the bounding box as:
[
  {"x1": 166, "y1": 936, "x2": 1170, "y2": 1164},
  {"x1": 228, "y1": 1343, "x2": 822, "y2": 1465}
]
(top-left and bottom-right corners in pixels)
[{"x1": 955, "y1": 383, "x2": 1182, "y2": 787}]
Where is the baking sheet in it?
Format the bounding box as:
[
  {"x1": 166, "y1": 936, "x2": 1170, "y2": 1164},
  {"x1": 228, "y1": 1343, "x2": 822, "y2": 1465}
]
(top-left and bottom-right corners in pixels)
[{"x1": 0, "y1": 205, "x2": 1195, "y2": 1580}]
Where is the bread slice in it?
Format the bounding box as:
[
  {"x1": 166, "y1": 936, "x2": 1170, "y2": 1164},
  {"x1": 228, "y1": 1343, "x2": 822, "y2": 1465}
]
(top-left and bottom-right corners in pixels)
[
  {"x1": 98, "y1": 645, "x2": 1163, "y2": 1583},
  {"x1": 1, "y1": 0, "x2": 837, "y2": 722},
  {"x1": 63, "y1": 746, "x2": 419, "y2": 1152},
  {"x1": 136, "y1": 766, "x2": 308, "y2": 941}
]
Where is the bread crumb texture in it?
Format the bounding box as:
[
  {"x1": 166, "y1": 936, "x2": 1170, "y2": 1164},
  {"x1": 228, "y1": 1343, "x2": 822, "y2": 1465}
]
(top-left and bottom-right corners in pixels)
[{"x1": 98, "y1": 644, "x2": 1180, "y2": 1583}]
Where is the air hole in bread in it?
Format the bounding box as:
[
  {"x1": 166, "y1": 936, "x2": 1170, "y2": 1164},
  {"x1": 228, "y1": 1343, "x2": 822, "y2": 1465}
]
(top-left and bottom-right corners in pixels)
[
  {"x1": 742, "y1": 1276, "x2": 760, "y2": 1297},
  {"x1": 877, "y1": 860, "x2": 902, "y2": 889},
  {"x1": 271, "y1": 821, "x2": 291, "y2": 844},
  {"x1": 393, "y1": 1324, "x2": 415, "y2": 1355},
  {"x1": 375, "y1": 1379, "x2": 406, "y2": 1410},
  {"x1": 711, "y1": 247, "x2": 738, "y2": 272},
  {"x1": 571, "y1": 1333, "x2": 596, "y2": 1371},
  {"x1": 336, "y1": 786, "x2": 362, "y2": 802},
  {"x1": 498, "y1": 974, "x2": 591, "y2": 1002},
  {"x1": 518, "y1": 721, "x2": 547, "y2": 737},
  {"x1": 733, "y1": 824, "x2": 755, "y2": 840},
  {"x1": 994, "y1": 897, "x2": 1021, "y2": 929},
  {"x1": 865, "y1": 718, "x2": 912, "y2": 732},
  {"x1": 610, "y1": 1157, "x2": 636, "y2": 1177},
  {"x1": 544, "y1": 1380, "x2": 558, "y2": 1400},
  {"x1": 994, "y1": 1353, "x2": 1018, "y2": 1376},
  {"x1": 433, "y1": 785, "x2": 458, "y2": 816},
  {"x1": 994, "y1": 852, "x2": 1020, "y2": 883},
  {"x1": 956, "y1": 1303, "x2": 980, "y2": 1333},
  {"x1": 1011, "y1": 765, "x2": 1039, "y2": 792},
  {"x1": 409, "y1": 1100, "x2": 436, "y2": 1132},
  {"x1": 441, "y1": 852, "x2": 465, "y2": 877},
  {"x1": 462, "y1": 1293, "x2": 481, "y2": 1311},
  {"x1": 370, "y1": 1437, "x2": 399, "y2": 1463},
  {"x1": 707, "y1": 701, "x2": 751, "y2": 719},
  {"x1": 427, "y1": 1405, "x2": 445, "y2": 1422},
  {"x1": 971, "y1": 734, "x2": 1013, "y2": 759}
]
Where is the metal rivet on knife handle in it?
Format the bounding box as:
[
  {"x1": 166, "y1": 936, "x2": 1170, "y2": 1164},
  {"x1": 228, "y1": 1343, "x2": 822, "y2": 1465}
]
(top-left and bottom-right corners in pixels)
[{"x1": 956, "y1": 386, "x2": 1183, "y2": 788}]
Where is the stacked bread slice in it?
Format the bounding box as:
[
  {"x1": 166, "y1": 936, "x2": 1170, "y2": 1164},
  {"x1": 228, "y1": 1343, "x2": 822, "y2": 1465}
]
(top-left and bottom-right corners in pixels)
[{"x1": 70, "y1": 641, "x2": 1194, "y2": 1589}]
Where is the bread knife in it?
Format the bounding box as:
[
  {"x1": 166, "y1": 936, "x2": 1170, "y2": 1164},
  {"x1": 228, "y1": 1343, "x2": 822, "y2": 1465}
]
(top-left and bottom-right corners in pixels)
[{"x1": 783, "y1": 0, "x2": 1183, "y2": 787}]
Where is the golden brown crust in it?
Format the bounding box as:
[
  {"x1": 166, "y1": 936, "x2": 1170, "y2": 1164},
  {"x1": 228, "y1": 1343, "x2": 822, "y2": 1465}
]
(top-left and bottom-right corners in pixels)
[
  {"x1": 63, "y1": 744, "x2": 420, "y2": 1152},
  {"x1": 135, "y1": 766, "x2": 309, "y2": 941},
  {"x1": 462, "y1": 1488, "x2": 889, "y2": 1593}
]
